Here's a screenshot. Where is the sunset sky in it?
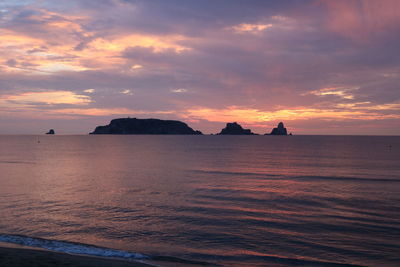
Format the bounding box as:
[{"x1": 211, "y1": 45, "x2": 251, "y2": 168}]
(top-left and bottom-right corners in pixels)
[{"x1": 1, "y1": 0, "x2": 399, "y2": 134}]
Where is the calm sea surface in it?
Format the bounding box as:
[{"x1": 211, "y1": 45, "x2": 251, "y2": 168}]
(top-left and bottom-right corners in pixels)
[{"x1": 0, "y1": 135, "x2": 399, "y2": 266}]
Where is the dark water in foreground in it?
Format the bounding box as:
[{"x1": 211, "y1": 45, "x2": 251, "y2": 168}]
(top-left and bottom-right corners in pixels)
[{"x1": 0, "y1": 135, "x2": 399, "y2": 266}]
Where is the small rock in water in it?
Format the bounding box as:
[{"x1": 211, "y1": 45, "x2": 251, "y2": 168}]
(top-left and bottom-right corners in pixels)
[{"x1": 268, "y1": 122, "x2": 288, "y2": 135}]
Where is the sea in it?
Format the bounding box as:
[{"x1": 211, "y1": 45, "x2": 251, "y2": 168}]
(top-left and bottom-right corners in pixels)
[{"x1": 0, "y1": 135, "x2": 399, "y2": 267}]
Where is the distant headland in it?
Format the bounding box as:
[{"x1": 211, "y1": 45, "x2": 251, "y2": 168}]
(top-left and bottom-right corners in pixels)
[
  {"x1": 90, "y1": 118, "x2": 202, "y2": 135},
  {"x1": 90, "y1": 118, "x2": 291, "y2": 135}
]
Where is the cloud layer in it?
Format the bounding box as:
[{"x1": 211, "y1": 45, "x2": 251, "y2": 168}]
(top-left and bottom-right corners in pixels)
[{"x1": 0, "y1": 0, "x2": 399, "y2": 134}]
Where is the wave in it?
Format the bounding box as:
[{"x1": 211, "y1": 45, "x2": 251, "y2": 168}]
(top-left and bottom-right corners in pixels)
[
  {"x1": 191, "y1": 170, "x2": 400, "y2": 183},
  {"x1": 0, "y1": 233, "x2": 363, "y2": 266},
  {"x1": 0, "y1": 234, "x2": 216, "y2": 266},
  {"x1": 0, "y1": 234, "x2": 147, "y2": 260}
]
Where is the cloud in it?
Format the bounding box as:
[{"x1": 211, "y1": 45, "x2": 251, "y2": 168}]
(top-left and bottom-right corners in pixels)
[
  {"x1": 1, "y1": 91, "x2": 91, "y2": 106},
  {"x1": 170, "y1": 88, "x2": 188, "y2": 93},
  {"x1": 120, "y1": 89, "x2": 132, "y2": 95},
  {"x1": 319, "y1": 0, "x2": 400, "y2": 42},
  {"x1": 230, "y1": 23, "x2": 273, "y2": 34},
  {"x1": 52, "y1": 108, "x2": 173, "y2": 117},
  {"x1": 184, "y1": 105, "x2": 400, "y2": 125},
  {"x1": 0, "y1": 0, "x2": 399, "y2": 134},
  {"x1": 130, "y1": 64, "x2": 143, "y2": 70},
  {"x1": 0, "y1": 5, "x2": 190, "y2": 75},
  {"x1": 305, "y1": 87, "x2": 359, "y2": 100}
]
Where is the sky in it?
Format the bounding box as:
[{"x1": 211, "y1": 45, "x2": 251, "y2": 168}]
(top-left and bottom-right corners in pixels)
[{"x1": 0, "y1": 0, "x2": 399, "y2": 135}]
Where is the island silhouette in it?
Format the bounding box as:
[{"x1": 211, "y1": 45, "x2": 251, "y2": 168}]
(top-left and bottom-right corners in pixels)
[
  {"x1": 90, "y1": 118, "x2": 291, "y2": 135},
  {"x1": 218, "y1": 122, "x2": 257, "y2": 135},
  {"x1": 267, "y1": 122, "x2": 288, "y2": 135},
  {"x1": 90, "y1": 118, "x2": 202, "y2": 135},
  {"x1": 46, "y1": 129, "x2": 55, "y2": 135}
]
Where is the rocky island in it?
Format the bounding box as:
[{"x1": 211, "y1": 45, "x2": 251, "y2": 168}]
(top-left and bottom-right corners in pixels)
[
  {"x1": 46, "y1": 129, "x2": 55, "y2": 134},
  {"x1": 268, "y1": 122, "x2": 288, "y2": 135},
  {"x1": 90, "y1": 118, "x2": 202, "y2": 135},
  {"x1": 218, "y1": 122, "x2": 256, "y2": 135}
]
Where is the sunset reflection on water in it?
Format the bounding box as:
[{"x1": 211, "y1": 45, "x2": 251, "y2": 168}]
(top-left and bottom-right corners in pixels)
[{"x1": 0, "y1": 135, "x2": 399, "y2": 266}]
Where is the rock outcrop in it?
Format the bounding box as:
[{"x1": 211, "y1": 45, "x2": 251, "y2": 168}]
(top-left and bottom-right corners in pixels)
[
  {"x1": 46, "y1": 129, "x2": 55, "y2": 135},
  {"x1": 268, "y1": 122, "x2": 288, "y2": 135},
  {"x1": 90, "y1": 118, "x2": 202, "y2": 135},
  {"x1": 218, "y1": 122, "x2": 256, "y2": 135}
]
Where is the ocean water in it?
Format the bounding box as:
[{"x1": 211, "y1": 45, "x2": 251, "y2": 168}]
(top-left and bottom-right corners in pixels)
[{"x1": 0, "y1": 135, "x2": 399, "y2": 266}]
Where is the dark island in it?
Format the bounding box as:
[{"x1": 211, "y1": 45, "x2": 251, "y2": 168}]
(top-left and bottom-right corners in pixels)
[
  {"x1": 90, "y1": 118, "x2": 202, "y2": 135},
  {"x1": 267, "y1": 122, "x2": 288, "y2": 135},
  {"x1": 46, "y1": 129, "x2": 55, "y2": 135},
  {"x1": 218, "y1": 122, "x2": 257, "y2": 135}
]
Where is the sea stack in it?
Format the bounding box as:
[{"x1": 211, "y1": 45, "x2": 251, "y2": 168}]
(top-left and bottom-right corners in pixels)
[
  {"x1": 46, "y1": 129, "x2": 55, "y2": 135},
  {"x1": 268, "y1": 122, "x2": 288, "y2": 135},
  {"x1": 218, "y1": 122, "x2": 256, "y2": 135},
  {"x1": 90, "y1": 118, "x2": 202, "y2": 135}
]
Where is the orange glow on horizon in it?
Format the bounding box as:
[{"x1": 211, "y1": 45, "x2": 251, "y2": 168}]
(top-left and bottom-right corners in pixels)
[{"x1": 184, "y1": 105, "x2": 400, "y2": 124}]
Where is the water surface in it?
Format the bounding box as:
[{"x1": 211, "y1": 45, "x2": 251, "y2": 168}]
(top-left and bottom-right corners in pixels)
[{"x1": 0, "y1": 135, "x2": 399, "y2": 266}]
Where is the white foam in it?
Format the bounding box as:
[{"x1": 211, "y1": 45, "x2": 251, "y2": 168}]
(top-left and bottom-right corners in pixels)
[{"x1": 0, "y1": 234, "x2": 148, "y2": 260}]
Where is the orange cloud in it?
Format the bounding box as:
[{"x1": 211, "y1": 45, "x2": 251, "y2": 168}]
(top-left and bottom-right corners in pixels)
[
  {"x1": 90, "y1": 34, "x2": 188, "y2": 53},
  {"x1": 0, "y1": 28, "x2": 87, "y2": 73},
  {"x1": 230, "y1": 23, "x2": 273, "y2": 34},
  {"x1": 184, "y1": 105, "x2": 400, "y2": 124},
  {"x1": 0, "y1": 91, "x2": 92, "y2": 107},
  {"x1": 0, "y1": 29, "x2": 43, "y2": 46},
  {"x1": 52, "y1": 108, "x2": 173, "y2": 117},
  {"x1": 0, "y1": 8, "x2": 190, "y2": 74},
  {"x1": 0, "y1": 91, "x2": 176, "y2": 119},
  {"x1": 305, "y1": 86, "x2": 359, "y2": 99}
]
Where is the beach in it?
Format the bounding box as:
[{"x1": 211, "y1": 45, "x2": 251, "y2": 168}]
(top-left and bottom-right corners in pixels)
[{"x1": 0, "y1": 246, "x2": 153, "y2": 267}]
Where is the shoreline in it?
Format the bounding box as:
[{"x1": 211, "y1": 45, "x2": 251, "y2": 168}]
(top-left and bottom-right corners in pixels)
[{"x1": 0, "y1": 245, "x2": 154, "y2": 267}]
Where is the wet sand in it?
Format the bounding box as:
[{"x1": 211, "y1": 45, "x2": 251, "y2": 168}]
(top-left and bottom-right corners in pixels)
[{"x1": 0, "y1": 246, "x2": 153, "y2": 267}]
